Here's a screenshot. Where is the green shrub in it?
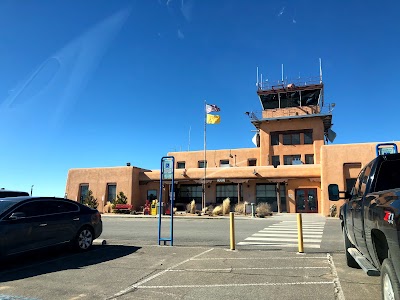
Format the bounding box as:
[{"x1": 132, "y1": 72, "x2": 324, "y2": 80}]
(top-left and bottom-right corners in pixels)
[
  {"x1": 83, "y1": 190, "x2": 98, "y2": 209},
  {"x1": 112, "y1": 191, "x2": 128, "y2": 210}
]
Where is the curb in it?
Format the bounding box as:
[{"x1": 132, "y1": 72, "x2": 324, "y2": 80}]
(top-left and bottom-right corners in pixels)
[{"x1": 100, "y1": 214, "x2": 264, "y2": 220}]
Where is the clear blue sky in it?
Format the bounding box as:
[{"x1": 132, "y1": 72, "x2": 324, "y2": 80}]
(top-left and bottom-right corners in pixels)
[{"x1": 1, "y1": 0, "x2": 399, "y2": 197}]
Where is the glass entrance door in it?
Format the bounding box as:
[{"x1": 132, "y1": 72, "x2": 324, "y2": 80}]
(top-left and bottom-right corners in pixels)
[{"x1": 295, "y1": 189, "x2": 318, "y2": 213}]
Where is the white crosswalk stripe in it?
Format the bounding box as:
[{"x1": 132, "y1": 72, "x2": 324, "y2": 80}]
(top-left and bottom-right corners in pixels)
[{"x1": 238, "y1": 220, "x2": 326, "y2": 249}]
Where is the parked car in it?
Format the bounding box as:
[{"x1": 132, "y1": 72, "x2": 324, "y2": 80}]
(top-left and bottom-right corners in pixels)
[
  {"x1": 0, "y1": 188, "x2": 29, "y2": 198},
  {"x1": 328, "y1": 153, "x2": 400, "y2": 300},
  {"x1": 0, "y1": 196, "x2": 102, "y2": 256}
]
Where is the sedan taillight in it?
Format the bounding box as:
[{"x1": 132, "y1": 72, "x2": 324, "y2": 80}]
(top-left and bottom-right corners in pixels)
[{"x1": 92, "y1": 211, "x2": 101, "y2": 223}]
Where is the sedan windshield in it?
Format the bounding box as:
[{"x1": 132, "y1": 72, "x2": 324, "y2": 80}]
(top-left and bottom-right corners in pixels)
[{"x1": 0, "y1": 200, "x2": 16, "y2": 214}]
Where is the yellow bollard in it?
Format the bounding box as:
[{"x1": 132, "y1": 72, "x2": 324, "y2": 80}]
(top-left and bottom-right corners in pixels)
[
  {"x1": 230, "y1": 212, "x2": 235, "y2": 250},
  {"x1": 297, "y1": 213, "x2": 304, "y2": 253}
]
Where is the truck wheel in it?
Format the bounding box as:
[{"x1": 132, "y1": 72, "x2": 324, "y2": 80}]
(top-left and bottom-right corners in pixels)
[
  {"x1": 381, "y1": 258, "x2": 400, "y2": 300},
  {"x1": 343, "y1": 228, "x2": 360, "y2": 268}
]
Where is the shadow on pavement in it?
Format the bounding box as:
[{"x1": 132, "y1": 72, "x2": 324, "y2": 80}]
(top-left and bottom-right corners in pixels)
[{"x1": 0, "y1": 244, "x2": 140, "y2": 282}]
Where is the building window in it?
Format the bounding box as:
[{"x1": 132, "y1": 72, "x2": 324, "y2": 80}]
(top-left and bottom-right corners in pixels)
[
  {"x1": 216, "y1": 184, "x2": 241, "y2": 205},
  {"x1": 177, "y1": 161, "x2": 185, "y2": 169},
  {"x1": 305, "y1": 154, "x2": 314, "y2": 164},
  {"x1": 220, "y1": 160, "x2": 230, "y2": 167},
  {"x1": 271, "y1": 155, "x2": 280, "y2": 166},
  {"x1": 79, "y1": 184, "x2": 89, "y2": 204},
  {"x1": 304, "y1": 130, "x2": 313, "y2": 144},
  {"x1": 176, "y1": 185, "x2": 202, "y2": 205},
  {"x1": 147, "y1": 189, "x2": 157, "y2": 201},
  {"x1": 107, "y1": 184, "x2": 117, "y2": 203},
  {"x1": 248, "y1": 159, "x2": 257, "y2": 166},
  {"x1": 270, "y1": 132, "x2": 279, "y2": 145},
  {"x1": 256, "y1": 184, "x2": 278, "y2": 211},
  {"x1": 283, "y1": 132, "x2": 300, "y2": 145},
  {"x1": 284, "y1": 155, "x2": 301, "y2": 165},
  {"x1": 198, "y1": 160, "x2": 207, "y2": 168}
]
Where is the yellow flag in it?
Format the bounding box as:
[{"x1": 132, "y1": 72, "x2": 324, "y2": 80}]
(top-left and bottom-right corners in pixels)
[{"x1": 206, "y1": 114, "x2": 220, "y2": 124}]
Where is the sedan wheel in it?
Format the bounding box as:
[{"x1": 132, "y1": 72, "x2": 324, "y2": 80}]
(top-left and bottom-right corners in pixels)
[{"x1": 76, "y1": 227, "x2": 93, "y2": 251}]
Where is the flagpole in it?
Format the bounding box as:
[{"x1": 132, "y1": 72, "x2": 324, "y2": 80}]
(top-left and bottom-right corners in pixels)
[{"x1": 203, "y1": 100, "x2": 207, "y2": 211}]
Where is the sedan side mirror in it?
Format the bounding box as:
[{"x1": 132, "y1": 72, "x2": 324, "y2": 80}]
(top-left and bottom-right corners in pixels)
[{"x1": 9, "y1": 212, "x2": 26, "y2": 220}]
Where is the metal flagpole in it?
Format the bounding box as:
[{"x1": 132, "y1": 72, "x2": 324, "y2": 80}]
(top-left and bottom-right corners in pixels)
[{"x1": 203, "y1": 100, "x2": 207, "y2": 210}]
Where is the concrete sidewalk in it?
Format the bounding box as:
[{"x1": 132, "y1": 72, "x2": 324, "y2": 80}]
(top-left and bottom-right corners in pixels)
[
  {"x1": 101, "y1": 212, "x2": 336, "y2": 221},
  {"x1": 101, "y1": 212, "x2": 261, "y2": 220}
]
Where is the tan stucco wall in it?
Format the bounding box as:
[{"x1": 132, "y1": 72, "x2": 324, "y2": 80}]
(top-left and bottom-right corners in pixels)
[
  {"x1": 140, "y1": 165, "x2": 321, "y2": 181},
  {"x1": 66, "y1": 166, "x2": 135, "y2": 213},
  {"x1": 65, "y1": 137, "x2": 399, "y2": 216},
  {"x1": 262, "y1": 106, "x2": 320, "y2": 118},
  {"x1": 320, "y1": 141, "x2": 400, "y2": 216},
  {"x1": 138, "y1": 181, "x2": 160, "y2": 208},
  {"x1": 259, "y1": 117, "x2": 325, "y2": 166},
  {"x1": 168, "y1": 148, "x2": 261, "y2": 168}
]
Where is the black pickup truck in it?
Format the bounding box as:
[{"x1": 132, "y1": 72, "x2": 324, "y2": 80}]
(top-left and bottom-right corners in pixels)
[{"x1": 329, "y1": 152, "x2": 400, "y2": 299}]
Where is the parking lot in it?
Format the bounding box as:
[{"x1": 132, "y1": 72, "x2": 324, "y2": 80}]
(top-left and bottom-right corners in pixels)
[{"x1": 0, "y1": 215, "x2": 381, "y2": 300}]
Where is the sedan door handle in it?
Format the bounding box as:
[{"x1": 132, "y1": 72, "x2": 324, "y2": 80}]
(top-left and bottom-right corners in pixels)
[
  {"x1": 39, "y1": 223, "x2": 47, "y2": 227},
  {"x1": 73, "y1": 217, "x2": 79, "y2": 221}
]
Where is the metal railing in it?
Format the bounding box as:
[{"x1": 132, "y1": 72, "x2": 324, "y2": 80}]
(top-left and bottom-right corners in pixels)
[
  {"x1": 247, "y1": 103, "x2": 335, "y2": 121},
  {"x1": 257, "y1": 76, "x2": 322, "y2": 91}
]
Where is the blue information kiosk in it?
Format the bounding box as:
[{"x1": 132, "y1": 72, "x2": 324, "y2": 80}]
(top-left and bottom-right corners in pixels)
[{"x1": 158, "y1": 156, "x2": 175, "y2": 246}]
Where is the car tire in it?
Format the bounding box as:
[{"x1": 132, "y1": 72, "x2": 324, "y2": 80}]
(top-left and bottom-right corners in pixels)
[
  {"x1": 74, "y1": 226, "x2": 93, "y2": 251},
  {"x1": 381, "y1": 258, "x2": 400, "y2": 300},
  {"x1": 343, "y1": 227, "x2": 360, "y2": 268}
]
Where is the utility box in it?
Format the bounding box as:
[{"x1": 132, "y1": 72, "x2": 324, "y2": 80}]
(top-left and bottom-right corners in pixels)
[{"x1": 151, "y1": 200, "x2": 158, "y2": 215}]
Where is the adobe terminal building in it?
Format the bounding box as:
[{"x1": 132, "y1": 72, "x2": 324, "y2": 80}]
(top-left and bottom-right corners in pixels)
[{"x1": 65, "y1": 76, "x2": 399, "y2": 216}]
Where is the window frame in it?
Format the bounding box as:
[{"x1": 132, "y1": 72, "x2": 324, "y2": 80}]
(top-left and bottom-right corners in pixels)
[
  {"x1": 177, "y1": 161, "x2": 186, "y2": 169},
  {"x1": 248, "y1": 158, "x2": 257, "y2": 166},
  {"x1": 270, "y1": 132, "x2": 279, "y2": 146},
  {"x1": 271, "y1": 155, "x2": 280, "y2": 166},
  {"x1": 305, "y1": 154, "x2": 314, "y2": 164},
  {"x1": 6, "y1": 199, "x2": 80, "y2": 219},
  {"x1": 282, "y1": 132, "x2": 300, "y2": 145},
  {"x1": 219, "y1": 159, "x2": 230, "y2": 167},
  {"x1": 79, "y1": 184, "x2": 89, "y2": 204},
  {"x1": 304, "y1": 130, "x2": 313, "y2": 144},
  {"x1": 106, "y1": 183, "x2": 117, "y2": 203},
  {"x1": 147, "y1": 189, "x2": 157, "y2": 201},
  {"x1": 283, "y1": 154, "x2": 301, "y2": 165},
  {"x1": 198, "y1": 160, "x2": 207, "y2": 168}
]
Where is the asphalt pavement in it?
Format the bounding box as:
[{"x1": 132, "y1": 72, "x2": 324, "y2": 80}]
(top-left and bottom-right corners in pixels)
[{"x1": 0, "y1": 213, "x2": 381, "y2": 300}]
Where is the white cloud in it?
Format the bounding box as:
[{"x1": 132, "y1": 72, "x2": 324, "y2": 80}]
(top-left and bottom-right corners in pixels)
[
  {"x1": 278, "y1": 6, "x2": 285, "y2": 17},
  {"x1": 178, "y1": 29, "x2": 185, "y2": 39},
  {"x1": 181, "y1": 0, "x2": 194, "y2": 22},
  {"x1": 293, "y1": 19, "x2": 297, "y2": 24}
]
